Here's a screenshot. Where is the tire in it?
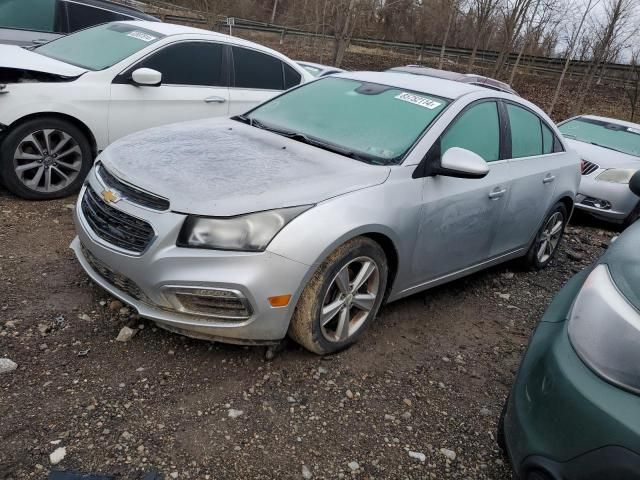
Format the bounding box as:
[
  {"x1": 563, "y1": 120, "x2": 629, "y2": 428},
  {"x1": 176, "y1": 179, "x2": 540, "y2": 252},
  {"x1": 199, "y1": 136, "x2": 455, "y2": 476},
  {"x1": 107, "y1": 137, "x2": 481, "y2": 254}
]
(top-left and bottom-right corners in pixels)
[
  {"x1": 288, "y1": 237, "x2": 388, "y2": 355},
  {"x1": 623, "y1": 202, "x2": 640, "y2": 229},
  {"x1": 0, "y1": 117, "x2": 93, "y2": 200},
  {"x1": 523, "y1": 202, "x2": 568, "y2": 270}
]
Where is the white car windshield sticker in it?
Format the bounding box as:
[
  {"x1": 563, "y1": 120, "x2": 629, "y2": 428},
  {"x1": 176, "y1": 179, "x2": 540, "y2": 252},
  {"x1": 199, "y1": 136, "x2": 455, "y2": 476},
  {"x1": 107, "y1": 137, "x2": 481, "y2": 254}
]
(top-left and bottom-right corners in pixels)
[
  {"x1": 395, "y1": 92, "x2": 442, "y2": 109},
  {"x1": 127, "y1": 31, "x2": 157, "y2": 42},
  {"x1": 627, "y1": 127, "x2": 640, "y2": 135}
]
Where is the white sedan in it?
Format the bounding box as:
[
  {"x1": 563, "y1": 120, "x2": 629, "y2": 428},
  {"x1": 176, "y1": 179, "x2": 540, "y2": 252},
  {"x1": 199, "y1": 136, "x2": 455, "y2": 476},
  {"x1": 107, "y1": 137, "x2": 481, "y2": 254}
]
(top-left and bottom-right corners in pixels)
[{"x1": 0, "y1": 21, "x2": 312, "y2": 199}]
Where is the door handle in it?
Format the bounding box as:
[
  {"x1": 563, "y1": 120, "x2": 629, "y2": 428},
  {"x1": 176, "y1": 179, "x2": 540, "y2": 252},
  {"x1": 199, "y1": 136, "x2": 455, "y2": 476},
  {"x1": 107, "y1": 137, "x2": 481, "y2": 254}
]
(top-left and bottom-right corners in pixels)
[
  {"x1": 204, "y1": 96, "x2": 227, "y2": 104},
  {"x1": 543, "y1": 175, "x2": 556, "y2": 184},
  {"x1": 488, "y1": 188, "x2": 507, "y2": 200}
]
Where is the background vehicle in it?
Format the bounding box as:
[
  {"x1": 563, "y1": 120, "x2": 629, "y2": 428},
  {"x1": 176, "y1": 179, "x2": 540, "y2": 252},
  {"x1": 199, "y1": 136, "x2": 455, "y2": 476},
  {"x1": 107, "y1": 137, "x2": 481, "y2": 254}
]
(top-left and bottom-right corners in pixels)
[
  {"x1": 559, "y1": 115, "x2": 640, "y2": 227},
  {"x1": 387, "y1": 65, "x2": 519, "y2": 96},
  {"x1": 296, "y1": 60, "x2": 345, "y2": 77},
  {"x1": 0, "y1": 21, "x2": 312, "y2": 200},
  {"x1": 0, "y1": 0, "x2": 158, "y2": 47},
  {"x1": 71, "y1": 72, "x2": 579, "y2": 356},
  {"x1": 501, "y1": 171, "x2": 640, "y2": 480}
]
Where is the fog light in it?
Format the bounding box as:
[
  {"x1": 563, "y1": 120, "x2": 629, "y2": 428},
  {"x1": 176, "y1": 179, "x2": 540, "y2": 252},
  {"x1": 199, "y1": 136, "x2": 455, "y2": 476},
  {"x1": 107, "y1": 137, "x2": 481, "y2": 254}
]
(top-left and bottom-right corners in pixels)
[
  {"x1": 268, "y1": 295, "x2": 292, "y2": 308},
  {"x1": 581, "y1": 196, "x2": 611, "y2": 210},
  {"x1": 164, "y1": 287, "x2": 252, "y2": 320}
]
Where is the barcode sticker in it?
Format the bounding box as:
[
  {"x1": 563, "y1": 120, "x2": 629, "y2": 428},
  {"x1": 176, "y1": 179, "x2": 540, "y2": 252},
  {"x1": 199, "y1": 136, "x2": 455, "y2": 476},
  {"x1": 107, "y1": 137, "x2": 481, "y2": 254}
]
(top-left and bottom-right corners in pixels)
[
  {"x1": 127, "y1": 31, "x2": 157, "y2": 42},
  {"x1": 395, "y1": 92, "x2": 442, "y2": 109}
]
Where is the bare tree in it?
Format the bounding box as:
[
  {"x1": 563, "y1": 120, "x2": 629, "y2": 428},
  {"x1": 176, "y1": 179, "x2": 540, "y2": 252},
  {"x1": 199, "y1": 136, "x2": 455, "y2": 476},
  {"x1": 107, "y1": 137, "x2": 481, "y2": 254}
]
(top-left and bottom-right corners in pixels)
[
  {"x1": 625, "y1": 50, "x2": 640, "y2": 121},
  {"x1": 492, "y1": 0, "x2": 535, "y2": 77},
  {"x1": 439, "y1": 0, "x2": 462, "y2": 68},
  {"x1": 332, "y1": 0, "x2": 358, "y2": 67},
  {"x1": 546, "y1": 0, "x2": 599, "y2": 116},
  {"x1": 468, "y1": 0, "x2": 501, "y2": 68},
  {"x1": 574, "y1": 0, "x2": 638, "y2": 114}
]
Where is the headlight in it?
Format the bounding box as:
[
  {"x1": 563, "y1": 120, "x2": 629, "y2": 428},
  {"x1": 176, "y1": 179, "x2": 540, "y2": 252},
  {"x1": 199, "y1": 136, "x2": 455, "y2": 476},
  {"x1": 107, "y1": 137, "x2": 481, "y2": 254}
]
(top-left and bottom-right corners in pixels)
[
  {"x1": 177, "y1": 206, "x2": 312, "y2": 252},
  {"x1": 568, "y1": 264, "x2": 640, "y2": 394},
  {"x1": 596, "y1": 168, "x2": 638, "y2": 184}
]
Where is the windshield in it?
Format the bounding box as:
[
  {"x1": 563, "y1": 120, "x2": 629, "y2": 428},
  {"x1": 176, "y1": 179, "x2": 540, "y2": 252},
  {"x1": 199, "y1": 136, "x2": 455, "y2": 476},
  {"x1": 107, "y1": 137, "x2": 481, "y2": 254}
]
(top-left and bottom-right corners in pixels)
[
  {"x1": 35, "y1": 23, "x2": 164, "y2": 71},
  {"x1": 559, "y1": 117, "x2": 640, "y2": 158},
  {"x1": 245, "y1": 77, "x2": 450, "y2": 164},
  {"x1": 300, "y1": 64, "x2": 322, "y2": 77}
]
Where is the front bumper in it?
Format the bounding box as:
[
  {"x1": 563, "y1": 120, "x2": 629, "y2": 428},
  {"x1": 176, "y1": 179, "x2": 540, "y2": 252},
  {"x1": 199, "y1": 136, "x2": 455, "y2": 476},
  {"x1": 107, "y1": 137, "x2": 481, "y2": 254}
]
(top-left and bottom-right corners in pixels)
[
  {"x1": 575, "y1": 174, "x2": 638, "y2": 222},
  {"x1": 71, "y1": 169, "x2": 311, "y2": 344},
  {"x1": 504, "y1": 270, "x2": 640, "y2": 479}
]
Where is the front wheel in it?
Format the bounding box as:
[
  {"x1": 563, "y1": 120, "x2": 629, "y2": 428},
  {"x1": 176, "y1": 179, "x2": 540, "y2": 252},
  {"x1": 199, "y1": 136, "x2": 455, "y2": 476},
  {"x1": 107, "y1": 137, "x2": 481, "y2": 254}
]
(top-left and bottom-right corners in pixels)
[
  {"x1": 0, "y1": 117, "x2": 93, "y2": 200},
  {"x1": 523, "y1": 203, "x2": 568, "y2": 270},
  {"x1": 288, "y1": 237, "x2": 388, "y2": 355}
]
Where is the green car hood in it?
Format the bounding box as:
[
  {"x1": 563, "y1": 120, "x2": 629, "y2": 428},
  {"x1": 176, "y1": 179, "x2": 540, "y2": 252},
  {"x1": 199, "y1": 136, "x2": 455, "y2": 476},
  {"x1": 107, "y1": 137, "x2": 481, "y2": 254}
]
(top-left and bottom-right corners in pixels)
[{"x1": 602, "y1": 220, "x2": 640, "y2": 311}]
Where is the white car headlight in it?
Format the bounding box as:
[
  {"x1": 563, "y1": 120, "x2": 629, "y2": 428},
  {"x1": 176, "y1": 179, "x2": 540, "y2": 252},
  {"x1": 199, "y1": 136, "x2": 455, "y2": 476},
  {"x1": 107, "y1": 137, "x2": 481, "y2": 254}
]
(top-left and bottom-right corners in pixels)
[
  {"x1": 596, "y1": 168, "x2": 638, "y2": 184},
  {"x1": 568, "y1": 264, "x2": 640, "y2": 394},
  {"x1": 177, "y1": 206, "x2": 312, "y2": 252}
]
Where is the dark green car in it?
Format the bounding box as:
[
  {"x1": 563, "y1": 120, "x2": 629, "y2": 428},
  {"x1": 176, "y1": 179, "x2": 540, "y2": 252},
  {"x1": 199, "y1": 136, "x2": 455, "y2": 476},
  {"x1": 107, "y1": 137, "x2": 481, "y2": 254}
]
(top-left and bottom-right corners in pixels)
[{"x1": 502, "y1": 171, "x2": 640, "y2": 479}]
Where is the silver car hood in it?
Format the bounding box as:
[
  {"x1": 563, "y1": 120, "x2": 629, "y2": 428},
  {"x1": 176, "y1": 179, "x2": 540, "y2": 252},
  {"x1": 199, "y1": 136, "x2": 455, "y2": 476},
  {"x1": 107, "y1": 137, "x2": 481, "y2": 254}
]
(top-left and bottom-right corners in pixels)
[
  {"x1": 0, "y1": 44, "x2": 87, "y2": 77},
  {"x1": 566, "y1": 138, "x2": 640, "y2": 169},
  {"x1": 100, "y1": 118, "x2": 391, "y2": 216}
]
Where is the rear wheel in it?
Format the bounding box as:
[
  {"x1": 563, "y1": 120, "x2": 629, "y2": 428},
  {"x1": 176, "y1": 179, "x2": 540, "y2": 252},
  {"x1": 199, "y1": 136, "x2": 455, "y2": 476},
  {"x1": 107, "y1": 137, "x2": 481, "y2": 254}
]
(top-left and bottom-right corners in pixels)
[
  {"x1": 0, "y1": 117, "x2": 92, "y2": 200},
  {"x1": 288, "y1": 237, "x2": 388, "y2": 355},
  {"x1": 523, "y1": 203, "x2": 567, "y2": 270}
]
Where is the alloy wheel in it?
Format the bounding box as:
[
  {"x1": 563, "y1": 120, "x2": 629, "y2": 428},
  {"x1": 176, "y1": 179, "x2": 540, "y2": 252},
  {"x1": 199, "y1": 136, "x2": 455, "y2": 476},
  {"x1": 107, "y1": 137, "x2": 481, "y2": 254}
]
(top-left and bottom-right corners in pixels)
[
  {"x1": 536, "y1": 212, "x2": 564, "y2": 264},
  {"x1": 320, "y1": 256, "x2": 380, "y2": 343},
  {"x1": 13, "y1": 129, "x2": 83, "y2": 193}
]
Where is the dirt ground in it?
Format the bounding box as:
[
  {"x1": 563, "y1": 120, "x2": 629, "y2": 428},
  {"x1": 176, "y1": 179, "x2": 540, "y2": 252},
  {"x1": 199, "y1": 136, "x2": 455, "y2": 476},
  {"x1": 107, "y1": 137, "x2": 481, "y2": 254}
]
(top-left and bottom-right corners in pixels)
[
  {"x1": 0, "y1": 180, "x2": 618, "y2": 480},
  {"x1": 0, "y1": 35, "x2": 628, "y2": 480}
]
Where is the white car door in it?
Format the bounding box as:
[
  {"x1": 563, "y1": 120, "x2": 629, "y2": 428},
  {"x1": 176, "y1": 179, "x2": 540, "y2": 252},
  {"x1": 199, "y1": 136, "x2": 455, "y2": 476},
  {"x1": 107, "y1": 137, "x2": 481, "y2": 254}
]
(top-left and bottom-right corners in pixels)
[
  {"x1": 108, "y1": 41, "x2": 230, "y2": 143},
  {"x1": 227, "y1": 46, "x2": 303, "y2": 116}
]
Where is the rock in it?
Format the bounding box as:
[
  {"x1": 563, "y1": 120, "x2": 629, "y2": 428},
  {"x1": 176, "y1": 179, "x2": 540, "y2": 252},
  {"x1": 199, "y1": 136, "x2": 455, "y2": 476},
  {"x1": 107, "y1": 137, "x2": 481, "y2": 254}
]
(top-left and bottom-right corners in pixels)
[
  {"x1": 38, "y1": 323, "x2": 51, "y2": 335},
  {"x1": 287, "y1": 396, "x2": 296, "y2": 403},
  {"x1": 384, "y1": 414, "x2": 395, "y2": 421},
  {"x1": 79, "y1": 313, "x2": 91, "y2": 321},
  {"x1": 302, "y1": 465, "x2": 312, "y2": 479},
  {"x1": 0, "y1": 358, "x2": 17, "y2": 374},
  {"x1": 170, "y1": 472, "x2": 178, "y2": 479},
  {"x1": 119, "y1": 307, "x2": 131, "y2": 317},
  {"x1": 502, "y1": 272, "x2": 515, "y2": 279},
  {"x1": 347, "y1": 461, "x2": 359, "y2": 471},
  {"x1": 109, "y1": 300, "x2": 123, "y2": 311},
  {"x1": 403, "y1": 398, "x2": 412, "y2": 407},
  {"x1": 116, "y1": 326, "x2": 137, "y2": 342},
  {"x1": 77, "y1": 349, "x2": 90, "y2": 357},
  {"x1": 401, "y1": 411, "x2": 412, "y2": 420},
  {"x1": 228, "y1": 409, "x2": 244, "y2": 419},
  {"x1": 480, "y1": 407, "x2": 491, "y2": 416},
  {"x1": 567, "y1": 249, "x2": 584, "y2": 261},
  {"x1": 439, "y1": 448, "x2": 456, "y2": 461},
  {"x1": 39, "y1": 343, "x2": 48, "y2": 351},
  {"x1": 497, "y1": 293, "x2": 511, "y2": 301},
  {"x1": 346, "y1": 389, "x2": 354, "y2": 399},
  {"x1": 408, "y1": 451, "x2": 426, "y2": 462},
  {"x1": 49, "y1": 446, "x2": 66, "y2": 465},
  {"x1": 317, "y1": 366, "x2": 327, "y2": 375}
]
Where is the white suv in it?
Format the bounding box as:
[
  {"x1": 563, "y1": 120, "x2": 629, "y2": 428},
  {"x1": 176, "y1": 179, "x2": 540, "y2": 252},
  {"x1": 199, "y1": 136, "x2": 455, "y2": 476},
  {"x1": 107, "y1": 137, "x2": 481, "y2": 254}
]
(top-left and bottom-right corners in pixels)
[{"x1": 0, "y1": 21, "x2": 312, "y2": 199}]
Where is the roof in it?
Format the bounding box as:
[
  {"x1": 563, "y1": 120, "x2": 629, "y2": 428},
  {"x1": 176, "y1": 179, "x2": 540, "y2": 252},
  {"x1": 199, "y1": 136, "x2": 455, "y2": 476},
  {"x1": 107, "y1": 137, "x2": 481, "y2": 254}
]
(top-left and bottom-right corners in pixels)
[
  {"x1": 71, "y1": 0, "x2": 159, "y2": 20},
  {"x1": 579, "y1": 115, "x2": 640, "y2": 131},
  {"x1": 335, "y1": 71, "x2": 484, "y2": 99},
  {"x1": 387, "y1": 66, "x2": 518, "y2": 96}
]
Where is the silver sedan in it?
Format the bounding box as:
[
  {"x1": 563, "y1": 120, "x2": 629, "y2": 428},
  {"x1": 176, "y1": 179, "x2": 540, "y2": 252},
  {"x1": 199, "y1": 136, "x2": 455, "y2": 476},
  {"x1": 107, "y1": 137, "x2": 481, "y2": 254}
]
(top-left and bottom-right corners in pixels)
[
  {"x1": 72, "y1": 72, "x2": 580, "y2": 354},
  {"x1": 559, "y1": 115, "x2": 640, "y2": 226}
]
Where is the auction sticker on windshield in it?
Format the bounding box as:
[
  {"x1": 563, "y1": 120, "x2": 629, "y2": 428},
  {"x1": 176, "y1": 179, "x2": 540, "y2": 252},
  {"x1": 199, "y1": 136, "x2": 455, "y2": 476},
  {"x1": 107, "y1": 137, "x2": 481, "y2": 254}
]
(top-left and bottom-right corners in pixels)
[
  {"x1": 395, "y1": 92, "x2": 442, "y2": 109},
  {"x1": 127, "y1": 31, "x2": 157, "y2": 42}
]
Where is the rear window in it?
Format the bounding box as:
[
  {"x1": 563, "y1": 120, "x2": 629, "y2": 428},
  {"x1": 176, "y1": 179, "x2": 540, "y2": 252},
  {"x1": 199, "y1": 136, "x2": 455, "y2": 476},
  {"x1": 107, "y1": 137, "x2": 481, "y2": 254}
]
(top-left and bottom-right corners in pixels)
[
  {"x1": 559, "y1": 117, "x2": 640, "y2": 157},
  {"x1": 35, "y1": 23, "x2": 163, "y2": 71},
  {"x1": 0, "y1": 0, "x2": 57, "y2": 32}
]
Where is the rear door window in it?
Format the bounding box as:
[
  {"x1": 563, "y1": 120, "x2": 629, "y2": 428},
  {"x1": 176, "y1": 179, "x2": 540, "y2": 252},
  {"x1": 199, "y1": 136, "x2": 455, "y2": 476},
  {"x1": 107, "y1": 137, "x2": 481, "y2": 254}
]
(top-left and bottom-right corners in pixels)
[
  {"x1": 283, "y1": 63, "x2": 302, "y2": 89},
  {"x1": 0, "y1": 0, "x2": 58, "y2": 32},
  {"x1": 507, "y1": 103, "x2": 543, "y2": 158},
  {"x1": 232, "y1": 46, "x2": 285, "y2": 90},
  {"x1": 65, "y1": 2, "x2": 130, "y2": 32},
  {"x1": 441, "y1": 101, "x2": 501, "y2": 162},
  {"x1": 131, "y1": 42, "x2": 225, "y2": 87}
]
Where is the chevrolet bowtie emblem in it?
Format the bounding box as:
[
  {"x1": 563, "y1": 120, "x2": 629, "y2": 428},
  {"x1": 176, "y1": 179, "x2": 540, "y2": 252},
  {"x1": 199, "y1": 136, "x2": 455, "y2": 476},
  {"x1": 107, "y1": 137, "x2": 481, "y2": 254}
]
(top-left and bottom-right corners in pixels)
[{"x1": 101, "y1": 189, "x2": 121, "y2": 204}]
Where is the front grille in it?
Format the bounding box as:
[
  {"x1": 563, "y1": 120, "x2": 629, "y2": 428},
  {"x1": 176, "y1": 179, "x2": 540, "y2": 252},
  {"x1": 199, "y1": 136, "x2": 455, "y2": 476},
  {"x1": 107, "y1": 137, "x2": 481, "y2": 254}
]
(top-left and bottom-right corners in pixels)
[
  {"x1": 81, "y1": 244, "x2": 149, "y2": 302},
  {"x1": 581, "y1": 160, "x2": 599, "y2": 175},
  {"x1": 81, "y1": 186, "x2": 155, "y2": 254},
  {"x1": 97, "y1": 164, "x2": 170, "y2": 211},
  {"x1": 170, "y1": 288, "x2": 252, "y2": 320}
]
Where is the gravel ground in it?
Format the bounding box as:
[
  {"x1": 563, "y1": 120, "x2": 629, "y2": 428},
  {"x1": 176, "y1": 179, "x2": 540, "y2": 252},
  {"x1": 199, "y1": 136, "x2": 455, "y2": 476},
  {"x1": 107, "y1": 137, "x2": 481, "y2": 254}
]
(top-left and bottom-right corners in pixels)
[{"x1": 0, "y1": 182, "x2": 619, "y2": 479}]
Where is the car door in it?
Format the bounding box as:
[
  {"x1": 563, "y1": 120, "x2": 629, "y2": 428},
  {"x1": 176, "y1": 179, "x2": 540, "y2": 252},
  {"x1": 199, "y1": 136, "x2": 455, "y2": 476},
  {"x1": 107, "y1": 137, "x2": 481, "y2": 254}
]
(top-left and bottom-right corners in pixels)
[
  {"x1": 108, "y1": 41, "x2": 229, "y2": 143},
  {"x1": 491, "y1": 102, "x2": 563, "y2": 256},
  {"x1": 412, "y1": 100, "x2": 513, "y2": 284},
  {"x1": 227, "y1": 46, "x2": 302, "y2": 115}
]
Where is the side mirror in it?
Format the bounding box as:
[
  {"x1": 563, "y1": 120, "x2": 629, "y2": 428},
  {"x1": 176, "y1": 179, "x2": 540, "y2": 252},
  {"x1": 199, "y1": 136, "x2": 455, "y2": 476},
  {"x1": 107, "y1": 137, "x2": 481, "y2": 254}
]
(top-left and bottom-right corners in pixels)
[
  {"x1": 630, "y1": 170, "x2": 640, "y2": 197},
  {"x1": 131, "y1": 68, "x2": 162, "y2": 87},
  {"x1": 439, "y1": 147, "x2": 490, "y2": 179}
]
